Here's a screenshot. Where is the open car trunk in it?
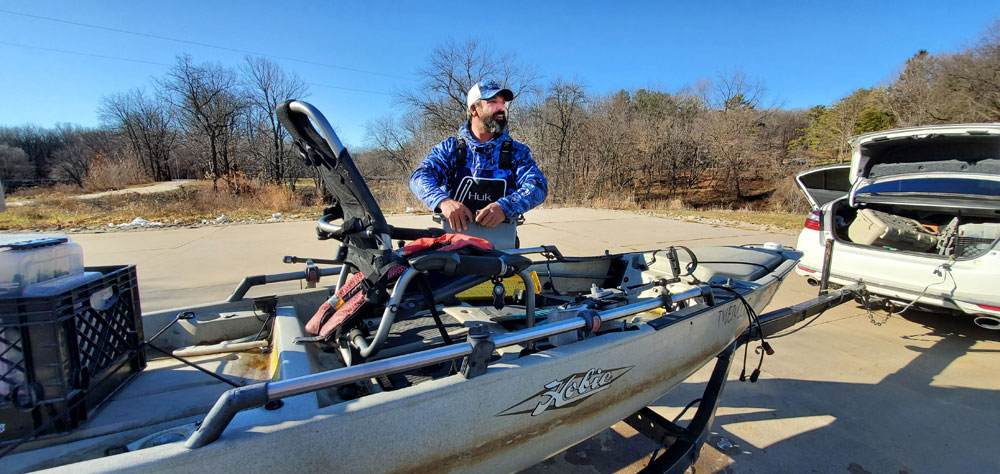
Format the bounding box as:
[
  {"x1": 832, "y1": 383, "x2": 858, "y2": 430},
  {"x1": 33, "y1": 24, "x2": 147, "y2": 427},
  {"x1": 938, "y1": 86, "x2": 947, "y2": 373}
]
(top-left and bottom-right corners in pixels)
[
  {"x1": 797, "y1": 125, "x2": 1000, "y2": 260},
  {"x1": 828, "y1": 199, "x2": 1000, "y2": 260}
]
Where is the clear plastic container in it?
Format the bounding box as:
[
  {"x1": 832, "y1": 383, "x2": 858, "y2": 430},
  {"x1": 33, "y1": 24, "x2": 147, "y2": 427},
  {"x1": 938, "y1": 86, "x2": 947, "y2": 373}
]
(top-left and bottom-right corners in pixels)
[
  {"x1": 0, "y1": 234, "x2": 84, "y2": 297},
  {"x1": 22, "y1": 271, "x2": 103, "y2": 297}
]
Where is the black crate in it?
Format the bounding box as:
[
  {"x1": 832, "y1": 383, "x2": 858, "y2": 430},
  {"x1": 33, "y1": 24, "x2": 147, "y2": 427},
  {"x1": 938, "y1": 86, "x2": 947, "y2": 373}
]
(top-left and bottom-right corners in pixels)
[{"x1": 0, "y1": 265, "x2": 145, "y2": 444}]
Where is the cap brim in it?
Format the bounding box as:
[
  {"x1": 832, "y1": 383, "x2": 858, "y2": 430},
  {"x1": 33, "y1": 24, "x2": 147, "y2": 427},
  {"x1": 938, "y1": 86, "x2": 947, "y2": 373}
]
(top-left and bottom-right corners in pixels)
[{"x1": 481, "y1": 89, "x2": 514, "y2": 101}]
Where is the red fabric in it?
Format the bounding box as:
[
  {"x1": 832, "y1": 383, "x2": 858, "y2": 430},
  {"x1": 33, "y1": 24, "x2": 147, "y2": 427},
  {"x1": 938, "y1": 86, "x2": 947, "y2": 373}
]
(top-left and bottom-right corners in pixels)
[
  {"x1": 403, "y1": 233, "x2": 493, "y2": 256},
  {"x1": 305, "y1": 301, "x2": 334, "y2": 335},
  {"x1": 318, "y1": 290, "x2": 366, "y2": 338},
  {"x1": 307, "y1": 264, "x2": 409, "y2": 339},
  {"x1": 305, "y1": 271, "x2": 366, "y2": 336}
]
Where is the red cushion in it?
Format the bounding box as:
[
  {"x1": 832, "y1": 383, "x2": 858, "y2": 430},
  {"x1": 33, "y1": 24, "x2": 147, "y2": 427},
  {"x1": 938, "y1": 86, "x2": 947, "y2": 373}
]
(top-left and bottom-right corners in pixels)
[{"x1": 403, "y1": 233, "x2": 493, "y2": 256}]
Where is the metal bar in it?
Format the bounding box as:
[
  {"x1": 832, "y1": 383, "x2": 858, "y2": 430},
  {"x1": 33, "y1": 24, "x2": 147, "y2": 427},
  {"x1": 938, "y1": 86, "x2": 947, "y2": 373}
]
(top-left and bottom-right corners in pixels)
[
  {"x1": 287, "y1": 291, "x2": 687, "y2": 399},
  {"x1": 264, "y1": 267, "x2": 341, "y2": 284},
  {"x1": 641, "y1": 342, "x2": 737, "y2": 473},
  {"x1": 507, "y1": 246, "x2": 546, "y2": 255},
  {"x1": 189, "y1": 288, "x2": 707, "y2": 448},
  {"x1": 508, "y1": 245, "x2": 564, "y2": 260},
  {"x1": 288, "y1": 100, "x2": 345, "y2": 157},
  {"x1": 268, "y1": 342, "x2": 470, "y2": 400},
  {"x1": 531, "y1": 271, "x2": 611, "y2": 280},
  {"x1": 520, "y1": 268, "x2": 538, "y2": 351},
  {"x1": 741, "y1": 284, "x2": 862, "y2": 343},
  {"x1": 818, "y1": 238, "x2": 834, "y2": 295},
  {"x1": 145, "y1": 342, "x2": 242, "y2": 388},
  {"x1": 355, "y1": 268, "x2": 421, "y2": 358},
  {"x1": 226, "y1": 267, "x2": 341, "y2": 302},
  {"x1": 284, "y1": 256, "x2": 341, "y2": 265}
]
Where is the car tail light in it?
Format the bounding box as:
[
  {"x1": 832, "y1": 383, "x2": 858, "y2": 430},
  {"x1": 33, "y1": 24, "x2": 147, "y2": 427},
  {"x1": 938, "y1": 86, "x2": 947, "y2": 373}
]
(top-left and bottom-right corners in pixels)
[
  {"x1": 804, "y1": 210, "x2": 822, "y2": 231},
  {"x1": 977, "y1": 303, "x2": 1000, "y2": 312}
]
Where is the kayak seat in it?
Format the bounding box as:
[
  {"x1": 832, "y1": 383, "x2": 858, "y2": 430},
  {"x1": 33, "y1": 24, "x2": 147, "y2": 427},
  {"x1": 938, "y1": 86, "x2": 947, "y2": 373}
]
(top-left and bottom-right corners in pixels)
[
  {"x1": 277, "y1": 100, "x2": 530, "y2": 359},
  {"x1": 678, "y1": 246, "x2": 784, "y2": 283},
  {"x1": 303, "y1": 235, "x2": 530, "y2": 340},
  {"x1": 409, "y1": 251, "x2": 532, "y2": 276}
]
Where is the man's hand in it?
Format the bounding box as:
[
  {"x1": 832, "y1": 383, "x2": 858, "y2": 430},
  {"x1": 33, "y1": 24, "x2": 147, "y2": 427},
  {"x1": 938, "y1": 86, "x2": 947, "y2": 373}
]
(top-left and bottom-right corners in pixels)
[
  {"x1": 475, "y1": 202, "x2": 507, "y2": 228},
  {"x1": 439, "y1": 198, "x2": 473, "y2": 232}
]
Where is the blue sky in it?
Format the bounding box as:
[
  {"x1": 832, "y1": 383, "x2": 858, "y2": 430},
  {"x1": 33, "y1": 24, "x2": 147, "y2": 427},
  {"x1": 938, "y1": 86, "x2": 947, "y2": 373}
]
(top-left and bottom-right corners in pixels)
[{"x1": 1, "y1": 1, "x2": 998, "y2": 147}]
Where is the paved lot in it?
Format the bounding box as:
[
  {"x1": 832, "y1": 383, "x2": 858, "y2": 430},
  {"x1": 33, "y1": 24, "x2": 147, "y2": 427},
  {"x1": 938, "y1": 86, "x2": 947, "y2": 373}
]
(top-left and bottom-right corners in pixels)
[{"x1": 69, "y1": 208, "x2": 999, "y2": 473}]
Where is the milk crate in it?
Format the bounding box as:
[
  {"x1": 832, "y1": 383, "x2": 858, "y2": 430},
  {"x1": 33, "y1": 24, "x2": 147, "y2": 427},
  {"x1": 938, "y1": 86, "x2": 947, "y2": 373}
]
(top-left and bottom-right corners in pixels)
[{"x1": 0, "y1": 265, "x2": 145, "y2": 444}]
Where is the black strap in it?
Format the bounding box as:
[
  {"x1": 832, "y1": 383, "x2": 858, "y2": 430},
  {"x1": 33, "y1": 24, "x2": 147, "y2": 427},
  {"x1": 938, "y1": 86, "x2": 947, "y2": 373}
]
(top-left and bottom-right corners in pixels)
[
  {"x1": 499, "y1": 139, "x2": 516, "y2": 193},
  {"x1": 417, "y1": 274, "x2": 454, "y2": 345},
  {"x1": 456, "y1": 138, "x2": 468, "y2": 169},
  {"x1": 447, "y1": 138, "x2": 468, "y2": 194},
  {"x1": 446, "y1": 137, "x2": 516, "y2": 201},
  {"x1": 499, "y1": 139, "x2": 513, "y2": 171}
]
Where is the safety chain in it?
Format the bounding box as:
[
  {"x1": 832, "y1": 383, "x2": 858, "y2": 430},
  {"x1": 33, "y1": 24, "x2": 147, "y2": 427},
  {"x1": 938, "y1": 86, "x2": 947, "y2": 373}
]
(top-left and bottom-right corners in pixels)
[{"x1": 860, "y1": 289, "x2": 891, "y2": 326}]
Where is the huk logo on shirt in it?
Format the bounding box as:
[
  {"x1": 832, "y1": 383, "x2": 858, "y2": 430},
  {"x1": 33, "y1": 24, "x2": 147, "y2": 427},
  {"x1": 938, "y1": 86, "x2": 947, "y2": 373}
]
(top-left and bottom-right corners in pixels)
[
  {"x1": 496, "y1": 366, "x2": 633, "y2": 417},
  {"x1": 454, "y1": 176, "x2": 507, "y2": 213}
]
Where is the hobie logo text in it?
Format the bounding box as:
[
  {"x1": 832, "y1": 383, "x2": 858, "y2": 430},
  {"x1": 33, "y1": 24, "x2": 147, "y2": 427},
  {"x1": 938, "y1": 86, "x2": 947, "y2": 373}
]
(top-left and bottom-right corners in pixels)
[
  {"x1": 497, "y1": 366, "x2": 633, "y2": 417},
  {"x1": 533, "y1": 368, "x2": 612, "y2": 415}
]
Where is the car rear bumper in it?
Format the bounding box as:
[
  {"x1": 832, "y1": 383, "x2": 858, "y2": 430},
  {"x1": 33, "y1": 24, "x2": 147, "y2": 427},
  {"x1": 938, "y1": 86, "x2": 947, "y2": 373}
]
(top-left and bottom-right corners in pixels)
[{"x1": 795, "y1": 263, "x2": 1000, "y2": 317}]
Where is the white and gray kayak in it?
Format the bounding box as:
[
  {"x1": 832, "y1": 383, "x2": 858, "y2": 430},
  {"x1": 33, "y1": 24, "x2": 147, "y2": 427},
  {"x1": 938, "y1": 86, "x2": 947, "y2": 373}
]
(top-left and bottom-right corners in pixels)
[
  {"x1": 3, "y1": 242, "x2": 800, "y2": 473},
  {"x1": 1, "y1": 100, "x2": 815, "y2": 473}
]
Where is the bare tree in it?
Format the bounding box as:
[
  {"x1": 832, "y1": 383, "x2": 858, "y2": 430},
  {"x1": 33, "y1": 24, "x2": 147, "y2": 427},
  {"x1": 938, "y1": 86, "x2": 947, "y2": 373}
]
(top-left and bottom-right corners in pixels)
[
  {"x1": 0, "y1": 143, "x2": 32, "y2": 180},
  {"x1": 702, "y1": 70, "x2": 767, "y2": 111},
  {"x1": 946, "y1": 20, "x2": 1000, "y2": 121},
  {"x1": 99, "y1": 88, "x2": 176, "y2": 181},
  {"x1": 523, "y1": 78, "x2": 586, "y2": 201},
  {"x1": 241, "y1": 56, "x2": 309, "y2": 186},
  {"x1": 698, "y1": 72, "x2": 776, "y2": 199},
  {"x1": 365, "y1": 114, "x2": 422, "y2": 176},
  {"x1": 48, "y1": 124, "x2": 93, "y2": 186},
  {"x1": 158, "y1": 55, "x2": 245, "y2": 185},
  {"x1": 888, "y1": 50, "x2": 950, "y2": 125},
  {"x1": 0, "y1": 125, "x2": 62, "y2": 179},
  {"x1": 400, "y1": 39, "x2": 540, "y2": 138}
]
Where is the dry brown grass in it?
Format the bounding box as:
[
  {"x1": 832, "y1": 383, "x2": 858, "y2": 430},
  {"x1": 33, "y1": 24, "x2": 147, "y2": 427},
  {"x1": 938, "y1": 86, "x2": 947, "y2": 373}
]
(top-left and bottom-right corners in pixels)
[
  {"x1": 0, "y1": 179, "x2": 320, "y2": 230},
  {"x1": 7, "y1": 183, "x2": 89, "y2": 200},
  {"x1": 0, "y1": 176, "x2": 805, "y2": 231},
  {"x1": 367, "y1": 179, "x2": 426, "y2": 213},
  {"x1": 646, "y1": 208, "x2": 804, "y2": 230},
  {"x1": 83, "y1": 152, "x2": 148, "y2": 192}
]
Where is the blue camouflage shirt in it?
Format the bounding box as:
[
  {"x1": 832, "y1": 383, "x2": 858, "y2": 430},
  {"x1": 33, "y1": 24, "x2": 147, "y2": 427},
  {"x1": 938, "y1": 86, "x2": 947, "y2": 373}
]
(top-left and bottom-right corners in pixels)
[{"x1": 409, "y1": 122, "x2": 547, "y2": 218}]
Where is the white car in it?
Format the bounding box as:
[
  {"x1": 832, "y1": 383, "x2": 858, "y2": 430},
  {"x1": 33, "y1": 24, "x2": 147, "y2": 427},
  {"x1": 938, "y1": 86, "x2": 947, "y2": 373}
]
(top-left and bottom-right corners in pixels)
[{"x1": 794, "y1": 124, "x2": 1000, "y2": 329}]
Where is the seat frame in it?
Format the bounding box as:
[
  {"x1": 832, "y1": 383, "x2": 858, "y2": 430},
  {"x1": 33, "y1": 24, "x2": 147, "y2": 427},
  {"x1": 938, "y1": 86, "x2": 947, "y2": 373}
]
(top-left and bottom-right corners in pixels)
[{"x1": 277, "y1": 100, "x2": 535, "y2": 360}]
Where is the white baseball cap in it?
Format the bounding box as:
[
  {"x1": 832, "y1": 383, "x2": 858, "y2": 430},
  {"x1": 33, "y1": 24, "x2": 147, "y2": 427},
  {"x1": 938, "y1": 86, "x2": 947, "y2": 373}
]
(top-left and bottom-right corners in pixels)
[{"x1": 467, "y1": 80, "x2": 514, "y2": 110}]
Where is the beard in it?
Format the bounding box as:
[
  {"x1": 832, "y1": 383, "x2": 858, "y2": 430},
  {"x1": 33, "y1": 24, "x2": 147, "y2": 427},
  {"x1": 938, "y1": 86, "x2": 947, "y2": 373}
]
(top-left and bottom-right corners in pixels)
[{"x1": 480, "y1": 110, "x2": 507, "y2": 134}]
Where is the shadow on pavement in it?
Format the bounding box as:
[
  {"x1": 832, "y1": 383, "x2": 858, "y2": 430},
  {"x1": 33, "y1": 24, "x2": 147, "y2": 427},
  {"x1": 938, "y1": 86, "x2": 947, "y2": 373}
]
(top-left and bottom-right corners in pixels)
[{"x1": 684, "y1": 308, "x2": 1000, "y2": 473}]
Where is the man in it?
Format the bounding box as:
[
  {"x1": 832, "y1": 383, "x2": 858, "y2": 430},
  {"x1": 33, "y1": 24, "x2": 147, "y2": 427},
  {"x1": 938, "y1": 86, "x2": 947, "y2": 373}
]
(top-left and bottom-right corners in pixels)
[{"x1": 410, "y1": 80, "x2": 547, "y2": 233}]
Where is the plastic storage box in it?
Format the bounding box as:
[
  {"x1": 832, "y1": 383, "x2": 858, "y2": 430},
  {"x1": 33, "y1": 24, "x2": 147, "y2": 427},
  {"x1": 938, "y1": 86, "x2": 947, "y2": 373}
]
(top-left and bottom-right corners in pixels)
[
  {"x1": 0, "y1": 235, "x2": 84, "y2": 298},
  {"x1": 848, "y1": 208, "x2": 939, "y2": 251},
  {"x1": 0, "y1": 265, "x2": 145, "y2": 444}
]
